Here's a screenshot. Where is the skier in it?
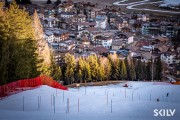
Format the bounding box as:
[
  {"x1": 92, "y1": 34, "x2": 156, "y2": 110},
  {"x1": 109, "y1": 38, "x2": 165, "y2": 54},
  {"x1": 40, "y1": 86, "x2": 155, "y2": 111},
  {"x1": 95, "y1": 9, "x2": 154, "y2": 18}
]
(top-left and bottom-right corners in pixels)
[{"x1": 166, "y1": 93, "x2": 169, "y2": 97}]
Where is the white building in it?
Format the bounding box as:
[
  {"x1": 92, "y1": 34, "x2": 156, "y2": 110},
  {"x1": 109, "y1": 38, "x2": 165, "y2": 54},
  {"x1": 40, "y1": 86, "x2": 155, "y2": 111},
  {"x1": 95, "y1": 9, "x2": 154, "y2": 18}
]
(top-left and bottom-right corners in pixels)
[
  {"x1": 60, "y1": 12, "x2": 74, "y2": 18},
  {"x1": 127, "y1": 36, "x2": 134, "y2": 44},
  {"x1": 95, "y1": 15, "x2": 107, "y2": 29},
  {"x1": 161, "y1": 53, "x2": 179, "y2": 65},
  {"x1": 137, "y1": 14, "x2": 149, "y2": 21},
  {"x1": 43, "y1": 17, "x2": 59, "y2": 28},
  {"x1": 45, "y1": 32, "x2": 54, "y2": 43},
  {"x1": 140, "y1": 45, "x2": 154, "y2": 52},
  {"x1": 141, "y1": 23, "x2": 150, "y2": 35},
  {"x1": 95, "y1": 36, "x2": 112, "y2": 49}
]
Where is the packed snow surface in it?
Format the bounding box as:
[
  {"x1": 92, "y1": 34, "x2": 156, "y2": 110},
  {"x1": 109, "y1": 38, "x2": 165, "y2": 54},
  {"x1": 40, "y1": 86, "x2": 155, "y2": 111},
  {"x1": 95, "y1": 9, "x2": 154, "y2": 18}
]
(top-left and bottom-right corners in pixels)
[{"x1": 0, "y1": 82, "x2": 180, "y2": 120}]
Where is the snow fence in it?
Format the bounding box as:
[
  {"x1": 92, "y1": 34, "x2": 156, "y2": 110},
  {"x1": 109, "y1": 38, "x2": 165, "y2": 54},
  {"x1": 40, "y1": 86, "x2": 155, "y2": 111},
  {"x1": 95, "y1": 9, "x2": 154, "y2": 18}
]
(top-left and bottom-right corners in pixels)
[{"x1": 0, "y1": 76, "x2": 68, "y2": 98}]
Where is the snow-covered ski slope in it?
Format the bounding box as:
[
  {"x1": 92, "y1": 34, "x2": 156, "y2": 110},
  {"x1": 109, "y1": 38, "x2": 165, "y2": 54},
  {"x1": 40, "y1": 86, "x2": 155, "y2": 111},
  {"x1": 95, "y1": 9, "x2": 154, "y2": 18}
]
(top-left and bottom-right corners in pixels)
[{"x1": 0, "y1": 82, "x2": 180, "y2": 120}]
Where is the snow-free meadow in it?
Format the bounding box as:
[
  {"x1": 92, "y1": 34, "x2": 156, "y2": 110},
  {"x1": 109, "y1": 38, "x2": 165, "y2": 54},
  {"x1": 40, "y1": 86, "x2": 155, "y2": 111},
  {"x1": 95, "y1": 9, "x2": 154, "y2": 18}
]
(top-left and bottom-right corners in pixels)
[{"x1": 0, "y1": 82, "x2": 180, "y2": 120}]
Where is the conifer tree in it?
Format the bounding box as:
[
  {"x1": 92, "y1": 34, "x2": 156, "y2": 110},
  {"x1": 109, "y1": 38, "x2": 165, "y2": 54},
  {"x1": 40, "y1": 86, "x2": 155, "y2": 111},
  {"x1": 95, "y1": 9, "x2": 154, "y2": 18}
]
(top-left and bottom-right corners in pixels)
[
  {"x1": 141, "y1": 61, "x2": 147, "y2": 80},
  {"x1": 6, "y1": 1, "x2": 35, "y2": 40},
  {"x1": 146, "y1": 61, "x2": 151, "y2": 80},
  {"x1": 108, "y1": 54, "x2": 120, "y2": 80},
  {"x1": 120, "y1": 60, "x2": 127, "y2": 80},
  {"x1": 124, "y1": 58, "x2": 130, "y2": 80},
  {"x1": 50, "y1": 57, "x2": 62, "y2": 81},
  {"x1": 0, "y1": 1, "x2": 40, "y2": 84},
  {"x1": 76, "y1": 57, "x2": 84, "y2": 83},
  {"x1": 6, "y1": 2, "x2": 39, "y2": 80},
  {"x1": 100, "y1": 57, "x2": 111, "y2": 80},
  {"x1": 33, "y1": 10, "x2": 52, "y2": 76},
  {"x1": 129, "y1": 59, "x2": 136, "y2": 80},
  {"x1": 135, "y1": 59, "x2": 143, "y2": 80},
  {"x1": 64, "y1": 53, "x2": 76, "y2": 84},
  {"x1": 98, "y1": 58, "x2": 105, "y2": 81},
  {"x1": 0, "y1": 2, "x2": 9, "y2": 85},
  {"x1": 83, "y1": 61, "x2": 91, "y2": 83},
  {"x1": 87, "y1": 55, "x2": 99, "y2": 81},
  {"x1": 155, "y1": 57, "x2": 162, "y2": 81}
]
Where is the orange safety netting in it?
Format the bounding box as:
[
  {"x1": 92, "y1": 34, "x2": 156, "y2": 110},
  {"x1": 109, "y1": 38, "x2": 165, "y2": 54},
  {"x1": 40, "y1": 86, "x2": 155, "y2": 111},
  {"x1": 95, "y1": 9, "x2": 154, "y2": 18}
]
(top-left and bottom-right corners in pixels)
[{"x1": 0, "y1": 76, "x2": 68, "y2": 98}]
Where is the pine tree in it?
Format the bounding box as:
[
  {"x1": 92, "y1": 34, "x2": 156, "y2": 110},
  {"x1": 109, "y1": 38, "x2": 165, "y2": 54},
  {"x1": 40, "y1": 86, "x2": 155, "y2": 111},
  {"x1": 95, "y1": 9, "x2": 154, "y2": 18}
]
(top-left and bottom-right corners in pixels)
[
  {"x1": 141, "y1": 61, "x2": 147, "y2": 80},
  {"x1": 120, "y1": 60, "x2": 127, "y2": 80},
  {"x1": 0, "y1": 1, "x2": 40, "y2": 84},
  {"x1": 129, "y1": 59, "x2": 136, "y2": 80},
  {"x1": 51, "y1": 57, "x2": 62, "y2": 81},
  {"x1": 135, "y1": 59, "x2": 143, "y2": 80},
  {"x1": 6, "y1": 1, "x2": 39, "y2": 81},
  {"x1": 0, "y1": 2, "x2": 9, "y2": 85},
  {"x1": 87, "y1": 55, "x2": 99, "y2": 81},
  {"x1": 6, "y1": 1, "x2": 35, "y2": 40},
  {"x1": 155, "y1": 57, "x2": 162, "y2": 81},
  {"x1": 124, "y1": 58, "x2": 130, "y2": 80},
  {"x1": 64, "y1": 53, "x2": 76, "y2": 84},
  {"x1": 33, "y1": 10, "x2": 52, "y2": 76},
  {"x1": 146, "y1": 61, "x2": 151, "y2": 80},
  {"x1": 100, "y1": 57, "x2": 111, "y2": 80},
  {"x1": 98, "y1": 58, "x2": 105, "y2": 81},
  {"x1": 83, "y1": 61, "x2": 91, "y2": 83},
  {"x1": 13, "y1": 40, "x2": 39, "y2": 79},
  {"x1": 76, "y1": 57, "x2": 84, "y2": 83},
  {"x1": 108, "y1": 54, "x2": 120, "y2": 80}
]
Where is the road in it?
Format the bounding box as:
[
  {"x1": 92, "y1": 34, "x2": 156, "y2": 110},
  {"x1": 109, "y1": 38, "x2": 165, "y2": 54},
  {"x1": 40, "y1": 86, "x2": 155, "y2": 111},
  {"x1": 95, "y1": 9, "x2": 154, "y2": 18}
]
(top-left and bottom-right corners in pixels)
[{"x1": 113, "y1": 0, "x2": 180, "y2": 14}]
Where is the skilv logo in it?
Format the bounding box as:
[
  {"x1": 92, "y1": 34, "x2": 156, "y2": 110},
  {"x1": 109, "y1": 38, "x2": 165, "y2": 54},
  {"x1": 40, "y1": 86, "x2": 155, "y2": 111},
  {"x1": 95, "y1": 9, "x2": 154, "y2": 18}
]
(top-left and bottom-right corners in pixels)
[{"x1": 154, "y1": 109, "x2": 176, "y2": 117}]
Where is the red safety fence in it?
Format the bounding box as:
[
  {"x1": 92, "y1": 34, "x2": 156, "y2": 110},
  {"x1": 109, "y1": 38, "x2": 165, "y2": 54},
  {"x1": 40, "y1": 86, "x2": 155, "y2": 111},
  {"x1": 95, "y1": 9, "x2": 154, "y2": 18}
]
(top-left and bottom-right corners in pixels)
[{"x1": 0, "y1": 76, "x2": 68, "y2": 99}]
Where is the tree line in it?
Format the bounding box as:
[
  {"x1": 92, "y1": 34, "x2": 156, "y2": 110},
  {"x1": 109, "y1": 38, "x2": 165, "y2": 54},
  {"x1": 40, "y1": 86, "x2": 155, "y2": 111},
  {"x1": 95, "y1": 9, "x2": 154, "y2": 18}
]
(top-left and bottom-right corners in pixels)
[
  {"x1": 60, "y1": 53, "x2": 162, "y2": 85},
  {"x1": 0, "y1": 1, "x2": 59, "y2": 85}
]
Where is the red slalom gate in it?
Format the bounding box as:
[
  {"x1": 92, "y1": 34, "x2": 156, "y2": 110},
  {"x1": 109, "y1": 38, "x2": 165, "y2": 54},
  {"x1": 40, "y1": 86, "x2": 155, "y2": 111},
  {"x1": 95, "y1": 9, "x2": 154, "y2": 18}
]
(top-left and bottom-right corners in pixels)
[{"x1": 0, "y1": 76, "x2": 68, "y2": 99}]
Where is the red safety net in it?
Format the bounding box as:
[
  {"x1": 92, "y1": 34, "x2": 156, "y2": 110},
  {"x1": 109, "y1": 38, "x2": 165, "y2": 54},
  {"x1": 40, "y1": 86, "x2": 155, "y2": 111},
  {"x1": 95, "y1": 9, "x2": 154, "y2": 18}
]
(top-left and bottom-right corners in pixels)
[{"x1": 0, "y1": 76, "x2": 68, "y2": 99}]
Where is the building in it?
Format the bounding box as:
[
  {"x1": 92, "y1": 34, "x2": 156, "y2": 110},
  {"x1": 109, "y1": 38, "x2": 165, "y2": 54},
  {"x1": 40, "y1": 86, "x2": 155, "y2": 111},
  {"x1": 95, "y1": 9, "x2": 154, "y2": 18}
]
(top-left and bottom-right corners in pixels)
[
  {"x1": 116, "y1": 18, "x2": 129, "y2": 31},
  {"x1": 72, "y1": 14, "x2": 86, "y2": 23},
  {"x1": 45, "y1": 29, "x2": 69, "y2": 43},
  {"x1": 60, "y1": 12, "x2": 75, "y2": 18},
  {"x1": 95, "y1": 15, "x2": 107, "y2": 29},
  {"x1": 115, "y1": 33, "x2": 134, "y2": 44},
  {"x1": 45, "y1": 31, "x2": 54, "y2": 43},
  {"x1": 111, "y1": 40, "x2": 124, "y2": 50},
  {"x1": 94, "y1": 35, "x2": 112, "y2": 49},
  {"x1": 140, "y1": 45, "x2": 154, "y2": 52},
  {"x1": 77, "y1": 22, "x2": 96, "y2": 31},
  {"x1": 161, "y1": 53, "x2": 179, "y2": 65},
  {"x1": 43, "y1": 17, "x2": 59, "y2": 28},
  {"x1": 141, "y1": 23, "x2": 160, "y2": 35}
]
